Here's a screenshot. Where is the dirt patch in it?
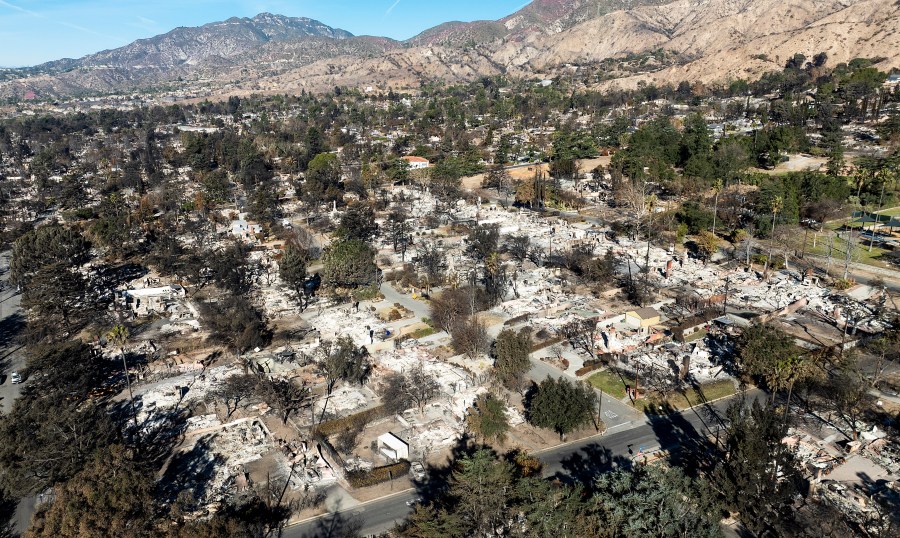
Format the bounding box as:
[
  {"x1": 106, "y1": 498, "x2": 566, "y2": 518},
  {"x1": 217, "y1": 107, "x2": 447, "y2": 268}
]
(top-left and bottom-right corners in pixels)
[{"x1": 348, "y1": 476, "x2": 414, "y2": 502}]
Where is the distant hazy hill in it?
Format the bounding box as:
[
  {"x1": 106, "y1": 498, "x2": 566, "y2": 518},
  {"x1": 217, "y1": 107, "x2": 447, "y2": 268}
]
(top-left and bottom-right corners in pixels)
[
  {"x1": 2, "y1": 0, "x2": 898, "y2": 101},
  {"x1": 406, "y1": 0, "x2": 673, "y2": 47},
  {"x1": 0, "y1": 13, "x2": 397, "y2": 98}
]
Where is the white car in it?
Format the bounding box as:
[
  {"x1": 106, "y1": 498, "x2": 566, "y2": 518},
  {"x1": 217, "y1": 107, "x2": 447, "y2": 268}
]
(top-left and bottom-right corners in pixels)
[{"x1": 10, "y1": 372, "x2": 22, "y2": 384}]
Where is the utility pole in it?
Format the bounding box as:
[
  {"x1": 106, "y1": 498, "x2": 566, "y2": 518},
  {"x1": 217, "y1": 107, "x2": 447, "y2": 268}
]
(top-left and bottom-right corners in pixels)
[
  {"x1": 843, "y1": 228, "x2": 855, "y2": 281},
  {"x1": 825, "y1": 232, "x2": 835, "y2": 276}
]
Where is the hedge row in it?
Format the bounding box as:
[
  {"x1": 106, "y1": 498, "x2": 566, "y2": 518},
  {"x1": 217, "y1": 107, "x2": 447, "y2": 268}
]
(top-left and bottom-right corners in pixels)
[
  {"x1": 575, "y1": 363, "x2": 603, "y2": 377},
  {"x1": 314, "y1": 405, "x2": 390, "y2": 437},
  {"x1": 531, "y1": 336, "x2": 566, "y2": 353},
  {"x1": 347, "y1": 461, "x2": 411, "y2": 489}
]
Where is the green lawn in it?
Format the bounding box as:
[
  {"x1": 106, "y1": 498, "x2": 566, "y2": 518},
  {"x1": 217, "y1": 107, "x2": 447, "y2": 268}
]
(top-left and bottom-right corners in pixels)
[
  {"x1": 590, "y1": 371, "x2": 737, "y2": 414},
  {"x1": 873, "y1": 206, "x2": 900, "y2": 217},
  {"x1": 684, "y1": 329, "x2": 708, "y2": 343},
  {"x1": 408, "y1": 326, "x2": 436, "y2": 339},
  {"x1": 668, "y1": 380, "x2": 737, "y2": 408},
  {"x1": 642, "y1": 380, "x2": 738, "y2": 415},
  {"x1": 803, "y1": 227, "x2": 893, "y2": 269},
  {"x1": 588, "y1": 370, "x2": 628, "y2": 399}
]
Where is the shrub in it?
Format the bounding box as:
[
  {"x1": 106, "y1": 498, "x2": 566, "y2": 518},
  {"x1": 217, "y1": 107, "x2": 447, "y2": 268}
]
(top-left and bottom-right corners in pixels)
[
  {"x1": 833, "y1": 278, "x2": 855, "y2": 291},
  {"x1": 575, "y1": 362, "x2": 604, "y2": 377},
  {"x1": 314, "y1": 406, "x2": 389, "y2": 437},
  {"x1": 346, "y1": 461, "x2": 411, "y2": 489}
]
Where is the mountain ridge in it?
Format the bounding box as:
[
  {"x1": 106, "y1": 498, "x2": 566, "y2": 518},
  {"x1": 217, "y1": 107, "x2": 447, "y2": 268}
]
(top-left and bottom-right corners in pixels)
[{"x1": 1, "y1": 0, "x2": 898, "y2": 101}]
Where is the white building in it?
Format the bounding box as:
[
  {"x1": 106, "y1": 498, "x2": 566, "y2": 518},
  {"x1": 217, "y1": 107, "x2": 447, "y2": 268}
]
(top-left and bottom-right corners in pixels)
[
  {"x1": 401, "y1": 156, "x2": 431, "y2": 170},
  {"x1": 377, "y1": 432, "x2": 410, "y2": 461},
  {"x1": 231, "y1": 212, "x2": 262, "y2": 240}
]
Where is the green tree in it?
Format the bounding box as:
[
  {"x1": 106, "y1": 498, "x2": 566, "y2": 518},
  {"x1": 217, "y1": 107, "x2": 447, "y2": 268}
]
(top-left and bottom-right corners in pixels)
[
  {"x1": 11, "y1": 225, "x2": 92, "y2": 331},
  {"x1": 491, "y1": 328, "x2": 532, "y2": 390},
  {"x1": 448, "y1": 449, "x2": 516, "y2": 536},
  {"x1": 592, "y1": 465, "x2": 723, "y2": 538},
  {"x1": 24, "y1": 446, "x2": 156, "y2": 538},
  {"x1": 764, "y1": 195, "x2": 783, "y2": 273},
  {"x1": 737, "y1": 323, "x2": 799, "y2": 398},
  {"x1": 337, "y1": 204, "x2": 379, "y2": 242},
  {"x1": 527, "y1": 376, "x2": 597, "y2": 439},
  {"x1": 712, "y1": 399, "x2": 803, "y2": 536},
  {"x1": 279, "y1": 245, "x2": 308, "y2": 307},
  {"x1": 0, "y1": 396, "x2": 118, "y2": 497},
  {"x1": 694, "y1": 231, "x2": 720, "y2": 262},
  {"x1": 301, "y1": 152, "x2": 342, "y2": 206},
  {"x1": 467, "y1": 224, "x2": 500, "y2": 261},
  {"x1": 466, "y1": 393, "x2": 510, "y2": 444},
  {"x1": 322, "y1": 239, "x2": 377, "y2": 289},
  {"x1": 386, "y1": 207, "x2": 412, "y2": 260},
  {"x1": 23, "y1": 341, "x2": 103, "y2": 405}
]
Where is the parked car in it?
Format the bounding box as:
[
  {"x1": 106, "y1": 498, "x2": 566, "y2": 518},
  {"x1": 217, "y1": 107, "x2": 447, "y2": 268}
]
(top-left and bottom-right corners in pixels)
[
  {"x1": 410, "y1": 461, "x2": 426, "y2": 481},
  {"x1": 10, "y1": 372, "x2": 22, "y2": 384}
]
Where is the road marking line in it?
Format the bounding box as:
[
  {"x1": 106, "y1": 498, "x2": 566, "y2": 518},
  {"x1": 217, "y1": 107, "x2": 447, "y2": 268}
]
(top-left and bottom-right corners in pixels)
[{"x1": 287, "y1": 487, "x2": 416, "y2": 528}]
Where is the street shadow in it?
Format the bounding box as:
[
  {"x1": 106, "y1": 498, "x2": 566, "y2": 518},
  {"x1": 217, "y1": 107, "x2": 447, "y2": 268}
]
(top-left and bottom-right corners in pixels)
[
  {"x1": 0, "y1": 311, "x2": 24, "y2": 352},
  {"x1": 301, "y1": 504, "x2": 364, "y2": 538},
  {"x1": 551, "y1": 443, "x2": 631, "y2": 487},
  {"x1": 644, "y1": 402, "x2": 719, "y2": 473},
  {"x1": 0, "y1": 489, "x2": 15, "y2": 538}
]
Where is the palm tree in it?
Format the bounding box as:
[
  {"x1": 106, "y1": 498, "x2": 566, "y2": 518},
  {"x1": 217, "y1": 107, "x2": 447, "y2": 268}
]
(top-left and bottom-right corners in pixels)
[
  {"x1": 108, "y1": 325, "x2": 137, "y2": 427},
  {"x1": 764, "y1": 196, "x2": 783, "y2": 274},
  {"x1": 764, "y1": 354, "x2": 809, "y2": 420}
]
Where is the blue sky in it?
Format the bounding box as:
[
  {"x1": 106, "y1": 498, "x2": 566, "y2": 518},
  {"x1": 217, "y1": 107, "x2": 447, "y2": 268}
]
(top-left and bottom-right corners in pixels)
[{"x1": 0, "y1": 0, "x2": 530, "y2": 67}]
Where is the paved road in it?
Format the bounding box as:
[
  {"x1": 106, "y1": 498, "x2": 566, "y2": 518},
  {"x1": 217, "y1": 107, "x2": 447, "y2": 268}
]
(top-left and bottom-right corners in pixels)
[
  {"x1": 379, "y1": 282, "x2": 431, "y2": 321},
  {"x1": 0, "y1": 250, "x2": 38, "y2": 534},
  {"x1": 285, "y1": 389, "x2": 764, "y2": 537},
  {"x1": 0, "y1": 250, "x2": 26, "y2": 414}
]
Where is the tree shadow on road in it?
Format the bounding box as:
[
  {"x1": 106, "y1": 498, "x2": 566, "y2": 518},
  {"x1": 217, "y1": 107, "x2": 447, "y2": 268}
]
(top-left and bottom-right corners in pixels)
[
  {"x1": 0, "y1": 312, "x2": 24, "y2": 353},
  {"x1": 551, "y1": 443, "x2": 632, "y2": 487},
  {"x1": 644, "y1": 401, "x2": 722, "y2": 473},
  {"x1": 0, "y1": 488, "x2": 15, "y2": 538},
  {"x1": 300, "y1": 498, "x2": 364, "y2": 538}
]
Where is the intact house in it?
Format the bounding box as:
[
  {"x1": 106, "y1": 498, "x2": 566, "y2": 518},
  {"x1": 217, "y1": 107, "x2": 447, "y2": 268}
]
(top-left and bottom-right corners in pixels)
[
  {"x1": 625, "y1": 307, "x2": 662, "y2": 335},
  {"x1": 401, "y1": 156, "x2": 431, "y2": 170}
]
